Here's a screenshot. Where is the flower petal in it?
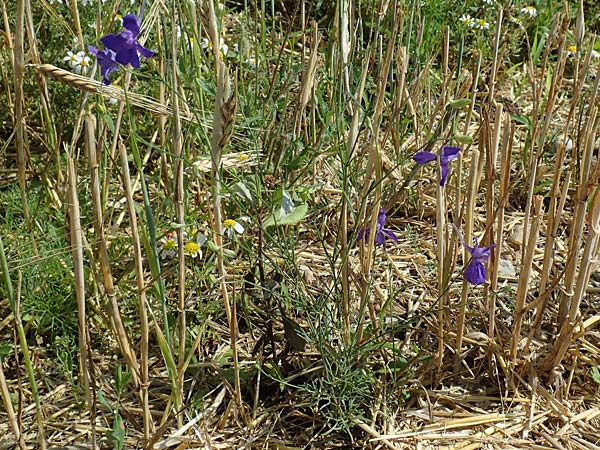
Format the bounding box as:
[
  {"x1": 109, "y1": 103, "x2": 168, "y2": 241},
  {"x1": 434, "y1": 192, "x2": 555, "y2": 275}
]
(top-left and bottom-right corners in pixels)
[
  {"x1": 136, "y1": 43, "x2": 156, "y2": 58},
  {"x1": 440, "y1": 160, "x2": 450, "y2": 186},
  {"x1": 382, "y1": 228, "x2": 399, "y2": 242},
  {"x1": 101, "y1": 34, "x2": 126, "y2": 53},
  {"x1": 471, "y1": 243, "x2": 494, "y2": 262},
  {"x1": 233, "y1": 222, "x2": 245, "y2": 234},
  {"x1": 465, "y1": 260, "x2": 487, "y2": 285},
  {"x1": 377, "y1": 208, "x2": 387, "y2": 229},
  {"x1": 122, "y1": 14, "x2": 140, "y2": 37},
  {"x1": 413, "y1": 151, "x2": 437, "y2": 165},
  {"x1": 442, "y1": 145, "x2": 461, "y2": 161},
  {"x1": 89, "y1": 46, "x2": 119, "y2": 84},
  {"x1": 375, "y1": 231, "x2": 386, "y2": 246},
  {"x1": 356, "y1": 227, "x2": 369, "y2": 242}
]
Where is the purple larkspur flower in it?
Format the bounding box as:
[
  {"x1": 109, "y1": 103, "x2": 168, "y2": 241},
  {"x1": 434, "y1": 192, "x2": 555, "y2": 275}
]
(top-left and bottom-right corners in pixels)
[
  {"x1": 357, "y1": 208, "x2": 399, "y2": 246},
  {"x1": 101, "y1": 14, "x2": 156, "y2": 69},
  {"x1": 88, "y1": 13, "x2": 155, "y2": 85},
  {"x1": 413, "y1": 145, "x2": 461, "y2": 186},
  {"x1": 461, "y1": 236, "x2": 494, "y2": 285},
  {"x1": 87, "y1": 45, "x2": 118, "y2": 85}
]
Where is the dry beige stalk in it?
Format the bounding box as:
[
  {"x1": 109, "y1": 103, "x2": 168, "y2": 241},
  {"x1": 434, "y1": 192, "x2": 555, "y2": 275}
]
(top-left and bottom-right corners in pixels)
[
  {"x1": 66, "y1": 150, "x2": 91, "y2": 421},
  {"x1": 210, "y1": 59, "x2": 243, "y2": 412},
  {"x1": 558, "y1": 104, "x2": 599, "y2": 326},
  {"x1": 294, "y1": 22, "x2": 320, "y2": 137},
  {"x1": 455, "y1": 145, "x2": 480, "y2": 370},
  {"x1": 531, "y1": 139, "x2": 568, "y2": 337},
  {"x1": 543, "y1": 165, "x2": 600, "y2": 372},
  {"x1": 118, "y1": 141, "x2": 154, "y2": 440},
  {"x1": 481, "y1": 104, "x2": 503, "y2": 344},
  {"x1": 84, "y1": 114, "x2": 140, "y2": 388},
  {"x1": 31, "y1": 63, "x2": 197, "y2": 122},
  {"x1": 489, "y1": 112, "x2": 513, "y2": 342},
  {"x1": 14, "y1": 0, "x2": 36, "y2": 257},
  {"x1": 355, "y1": 20, "x2": 399, "y2": 346},
  {"x1": 0, "y1": 353, "x2": 26, "y2": 449},
  {"x1": 511, "y1": 195, "x2": 544, "y2": 366},
  {"x1": 169, "y1": 4, "x2": 187, "y2": 426},
  {"x1": 13, "y1": 2, "x2": 44, "y2": 446},
  {"x1": 575, "y1": 0, "x2": 585, "y2": 49}
]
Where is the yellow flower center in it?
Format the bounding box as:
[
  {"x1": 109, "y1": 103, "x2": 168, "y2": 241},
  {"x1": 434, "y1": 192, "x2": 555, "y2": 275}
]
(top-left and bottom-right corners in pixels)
[
  {"x1": 568, "y1": 45, "x2": 577, "y2": 53},
  {"x1": 163, "y1": 239, "x2": 177, "y2": 250},
  {"x1": 223, "y1": 219, "x2": 236, "y2": 229},
  {"x1": 184, "y1": 242, "x2": 200, "y2": 255}
]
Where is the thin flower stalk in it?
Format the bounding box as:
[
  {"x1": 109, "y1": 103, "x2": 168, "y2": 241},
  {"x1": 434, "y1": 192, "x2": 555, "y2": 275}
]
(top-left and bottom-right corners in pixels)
[
  {"x1": 455, "y1": 147, "x2": 480, "y2": 368},
  {"x1": 167, "y1": 4, "x2": 186, "y2": 426},
  {"x1": 117, "y1": 141, "x2": 152, "y2": 440},
  {"x1": 210, "y1": 60, "x2": 243, "y2": 410},
  {"x1": 67, "y1": 152, "x2": 91, "y2": 413}
]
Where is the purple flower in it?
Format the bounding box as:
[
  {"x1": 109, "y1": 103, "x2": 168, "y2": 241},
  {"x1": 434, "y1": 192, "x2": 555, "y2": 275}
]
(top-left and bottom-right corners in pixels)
[
  {"x1": 461, "y1": 236, "x2": 494, "y2": 285},
  {"x1": 357, "y1": 208, "x2": 399, "y2": 246},
  {"x1": 88, "y1": 45, "x2": 118, "y2": 85},
  {"x1": 101, "y1": 14, "x2": 156, "y2": 68},
  {"x1": 88, "y1": 13, "x2": 155, "y2": 85},
  {"x1": 413, "y1": 145, "x2": 461, "y2": 186}
]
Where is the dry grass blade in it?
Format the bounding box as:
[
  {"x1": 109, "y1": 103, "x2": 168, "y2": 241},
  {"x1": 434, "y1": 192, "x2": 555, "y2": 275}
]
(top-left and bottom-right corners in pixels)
[
  {"x1": 210, "y1": 58, "x2": 243, "y2": 414},
  {"x1": 117, "y1": 140, "x2": 153, "y2": 441},
  {"x1": 0, "y1": 353, "x2": 26, "y2": 449},
  {"x1": 511, "y1": 195, "x2": 543, "y2": 366},
  {"x1": 84, "y1": 113, "x2": 140, "y2": 388},
  {"x1": 30, "y1": 64, "x2": 198, "y2": 123},
  {"x1": 66, "y1": 152, "x2": 91, "y2": 416},
  {"x1": 169, "y1": 2, "x2": 186, "y2": 425},
  {"x1": 294, "y1": 21, "x2": 320, "y2": 137}
]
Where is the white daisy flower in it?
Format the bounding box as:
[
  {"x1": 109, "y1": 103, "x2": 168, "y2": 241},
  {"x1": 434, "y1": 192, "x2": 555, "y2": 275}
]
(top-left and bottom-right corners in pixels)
[
  {"x1": 64, "y1": 50, "x2": 81, "y2": 68},
  {"x1": 73, "y1": 51, "x2": 91, "y2": 74},
  {"x1": 223, "y1": 219, "x2": 244, "y2": 239},
  {"x1": 183, "y1": 233, "x2": 207, "y2": 258},
  {"x1": 245, "y1": 56, "x2": 257, "y2": 69},
  {"x1": 475, "y1": 19, "x2": 490, "y2": 30},
  {"x1": 520, "y1": 6, "x2": 537, "y2": 18},
  {"x1": 158, "y1": 232, "x2": 178, "y2": 259},
  {"x1": 459, "y1": 14, "x2": 475, "y2": 28},
  {"x1": 201, "y1": 37, "x2": 229, "y2": 57}
]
